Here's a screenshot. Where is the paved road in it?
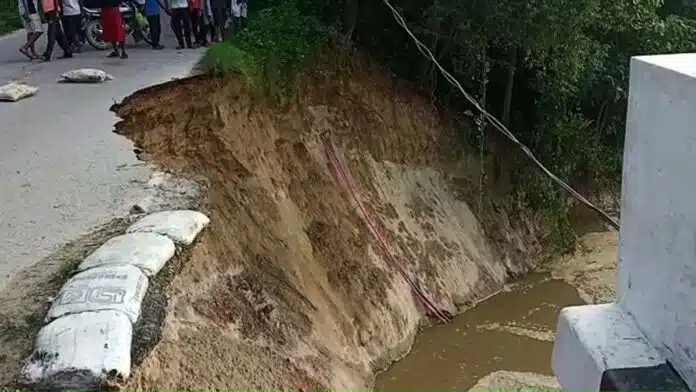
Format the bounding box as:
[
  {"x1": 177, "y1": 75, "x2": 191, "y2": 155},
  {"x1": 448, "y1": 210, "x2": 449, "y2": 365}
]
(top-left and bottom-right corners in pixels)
[{"x1": 0, "y1": 19, "x2": 204, "y2": 290}]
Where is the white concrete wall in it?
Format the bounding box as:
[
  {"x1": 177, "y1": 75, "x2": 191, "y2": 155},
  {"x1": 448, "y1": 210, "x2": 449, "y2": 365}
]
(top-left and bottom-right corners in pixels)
[
  {"x1": 618, "y1": 54, "x2": 696, "y2": 390},
  {"x1": 552, "y1": 53, "x2": 696, "y2": 391}
]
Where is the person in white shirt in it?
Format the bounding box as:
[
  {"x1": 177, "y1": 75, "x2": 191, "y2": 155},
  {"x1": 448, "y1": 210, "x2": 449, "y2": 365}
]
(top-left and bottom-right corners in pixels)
[
  {"x1": 17, "y1": 0, "x2": 43, "y2": 59},
  {"x1": 169, "y1": 0, "x2": 193, "y2": 49},
  {"x1": 230, "y1": 0, "x2": 246, "y2": 29},
  {"x1": 61, "y1": 0, "x2": 83, "y2": 52}
]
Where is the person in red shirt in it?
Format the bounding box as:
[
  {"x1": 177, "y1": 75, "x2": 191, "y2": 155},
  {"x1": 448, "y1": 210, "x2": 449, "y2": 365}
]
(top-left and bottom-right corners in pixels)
[
  {"x1": 101, "y1": 0, "x2": 127, "y2": 59},
  {"x1": 188, "y1": 0, "x2": 203, "y2": 46}
]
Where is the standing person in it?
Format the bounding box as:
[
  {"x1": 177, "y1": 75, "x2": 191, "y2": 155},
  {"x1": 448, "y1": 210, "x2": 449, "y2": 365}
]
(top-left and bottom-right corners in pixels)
[
  {"x1": 188, "y1": 0, "x2": 202, "y2": 46},
  {"x1": 169, "y1": 0, "x2": 193, "y2": 49},
  {"x1": 145, "y1": 0, "x2": 164, "y2": 49},
  {"x1": 100, "y1": 2, "x2": 127, "y2": 58},
  {"x1": 42, "y1": 0, "x2": 73, "y2": 61},
  {"x1": 61, "y1": 0, "x2": 82, "y2": 52},
  {"x1": 196, "y1": 0, "x2": 213, "y2": 46},
  {"x1": 231, "y1": 0, "x2": 246, "y2": 29},
  {"x1": 77, "y1": 0, "x2": 87, "y2": 49},
  {"x1": 17, "y1": 0, "x2": 43, "y2": 60},
  {"x1": 209, "y1": 0, "x2": 225, "y2": 42},
  {"x1": 75, "y1": 3, "x2": 87, "y2": 50}
]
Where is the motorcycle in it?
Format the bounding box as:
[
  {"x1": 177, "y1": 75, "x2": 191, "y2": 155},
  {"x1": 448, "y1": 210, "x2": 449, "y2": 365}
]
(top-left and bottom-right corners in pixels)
[{"x1": 83, "y1": 0, "x2": 152, "y2": 50}]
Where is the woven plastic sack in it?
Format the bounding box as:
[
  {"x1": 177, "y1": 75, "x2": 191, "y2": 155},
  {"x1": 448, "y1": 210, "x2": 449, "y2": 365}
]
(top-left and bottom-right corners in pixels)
[
  {"x1": 46, "y1": 265, "x2": 148, "y2": 324},
  {"x1": 0, "y1": 82, "x2": 38, "y2": 101},
  {"x1": 60, "y1": 68, "x2": 113, "y2": 83},
  {"x1": 127, "y1": 210, "x2": 210, "y2": 245},
  {"x1": 77, "y1": 233, "x2": 176, "y2": 276},
  {"x1": 21, "y1": 310, "x2": 132, "y2": 389}
]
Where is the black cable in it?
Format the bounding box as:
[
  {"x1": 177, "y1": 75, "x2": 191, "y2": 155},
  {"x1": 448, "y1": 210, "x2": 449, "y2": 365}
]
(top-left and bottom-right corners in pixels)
[{"x1": 155, "y1": 0, "x2": 170, "y2": 15}]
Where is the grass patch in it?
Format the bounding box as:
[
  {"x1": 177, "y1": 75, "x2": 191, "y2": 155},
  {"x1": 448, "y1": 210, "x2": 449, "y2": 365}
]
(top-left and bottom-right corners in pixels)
[
  {"x1": 202, "y1": 1, "x2": 330, "y2": 103},
  {"x1": 204, "y1": 42, "x2": 261, "y2": 86},
  {"x1": 0, "y1": 0, "x2": 21, "y2": 35}
]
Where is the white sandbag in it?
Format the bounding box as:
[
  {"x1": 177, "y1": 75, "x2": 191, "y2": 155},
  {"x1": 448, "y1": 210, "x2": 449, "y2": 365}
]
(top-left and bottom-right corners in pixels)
[
  {"x1": 21, "y1": 310, "x2": 132, "y2": 388},
  {"x1": 127, "y1": 210, "x2": 210, "y2": 245},
  {"x1": 77, "y1": 232, "x2": 176, "y2": 276},
  {"x1": 46, "y1": 265, "x2": 148, "y2": 324},
  {"x1": 0, "y1": 82, "x2": 38, "y2": 101},
  {"x1": 59, "y1": 68, "x2": 113, "y2": 83}
]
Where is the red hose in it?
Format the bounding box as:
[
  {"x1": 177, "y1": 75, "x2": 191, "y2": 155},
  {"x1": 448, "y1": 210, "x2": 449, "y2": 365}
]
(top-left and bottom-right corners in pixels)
[{"x1": 320, "y1": 132, "x2": 451, "y2": 324}]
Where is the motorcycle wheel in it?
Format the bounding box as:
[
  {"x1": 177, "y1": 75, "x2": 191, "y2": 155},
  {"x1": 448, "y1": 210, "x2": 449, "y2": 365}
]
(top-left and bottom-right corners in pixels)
[
  {"x1": 85, "y1": 19, "x2": 111, "y2": 51},
  {"x1": 131, "y1": 24, "x2": 153, "y2": 46}
]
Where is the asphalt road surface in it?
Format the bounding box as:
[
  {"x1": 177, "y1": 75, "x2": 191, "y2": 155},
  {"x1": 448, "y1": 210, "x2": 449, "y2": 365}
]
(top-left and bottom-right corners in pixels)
[{"x1": 0, "y1": 17, "x2": 204, "y2": 290}]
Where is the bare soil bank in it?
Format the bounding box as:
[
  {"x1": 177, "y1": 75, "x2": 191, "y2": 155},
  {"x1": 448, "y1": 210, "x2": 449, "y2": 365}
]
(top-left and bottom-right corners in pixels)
[
  {"x1": 549, "y1": 230, "x2": 618, "y2": 304},
  {"x1": 112, "y1": 57, "x2": 552, "y2": 389}
]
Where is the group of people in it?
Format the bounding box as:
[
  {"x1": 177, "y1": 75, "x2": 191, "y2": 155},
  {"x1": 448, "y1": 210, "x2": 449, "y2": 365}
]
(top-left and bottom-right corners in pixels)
[
  {"x1": 18, "y1": 0, "x2": 85, "y2": 60},
  {"x1": 167, "y1": 0, "x2": 247, "y2": 49},
  {"x1": 17, "y1": 0, "x2": 249, "y2": 61}
]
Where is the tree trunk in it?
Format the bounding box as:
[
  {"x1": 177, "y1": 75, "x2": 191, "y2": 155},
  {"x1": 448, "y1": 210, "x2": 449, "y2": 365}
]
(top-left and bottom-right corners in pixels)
[
  {"x1": 423, "y1": 11, "x2": 442, "y2": 92},
  {"x1": 342, "y1": 0, "x2": 359, "y2": 46},
  {"x1": 502, "y1": 46, "x2": 518, "y2": 127},
  {"x1": 478, "y1": 47, "x2": 491, "y2": 193}
]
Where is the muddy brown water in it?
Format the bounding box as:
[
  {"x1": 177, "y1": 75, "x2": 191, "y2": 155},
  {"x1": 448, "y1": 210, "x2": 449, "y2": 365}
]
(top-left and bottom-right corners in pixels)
[{"x1": 375, "y1": 275, "x2": 584, "y2": 390}]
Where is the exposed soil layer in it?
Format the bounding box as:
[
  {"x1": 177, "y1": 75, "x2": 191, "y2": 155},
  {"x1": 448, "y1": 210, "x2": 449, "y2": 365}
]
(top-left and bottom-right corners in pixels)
[{"x1": 113, "y1": 59, "x2": 548, "y2": 389}]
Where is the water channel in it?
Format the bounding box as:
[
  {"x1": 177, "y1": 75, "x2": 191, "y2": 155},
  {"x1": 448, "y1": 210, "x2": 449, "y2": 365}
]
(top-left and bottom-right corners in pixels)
[{"x1": 375, "y1": 274, "x2": 585, "y2": 390}]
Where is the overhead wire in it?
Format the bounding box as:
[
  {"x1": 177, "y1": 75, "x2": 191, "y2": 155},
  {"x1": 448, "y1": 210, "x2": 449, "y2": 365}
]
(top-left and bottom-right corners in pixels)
[{"x1": 379, "y1": 0, "x2": 620, "y2": 230}]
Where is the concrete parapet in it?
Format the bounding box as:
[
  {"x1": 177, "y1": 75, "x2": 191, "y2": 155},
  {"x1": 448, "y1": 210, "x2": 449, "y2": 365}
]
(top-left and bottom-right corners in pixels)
[{"x1": 552, "y1": 53, "x2": 696, "y2": 391}]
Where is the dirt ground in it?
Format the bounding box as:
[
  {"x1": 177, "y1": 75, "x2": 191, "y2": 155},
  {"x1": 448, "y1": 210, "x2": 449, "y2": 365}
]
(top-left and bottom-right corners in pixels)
[
  {"x1": 548, "y1": 230, "x2": 619, "y2": 304},
  {"x1": 469, "y1": 370, "x2": 561, "y2": 391},
  {"x1": 109, "y1": 55, "x2": 550, "y2": 390}
]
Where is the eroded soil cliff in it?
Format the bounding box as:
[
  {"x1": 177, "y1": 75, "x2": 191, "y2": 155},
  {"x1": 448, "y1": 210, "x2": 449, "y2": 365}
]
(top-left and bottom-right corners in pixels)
[{"x1": 112, "y1": 58, "x2": 546, "y2": 389}]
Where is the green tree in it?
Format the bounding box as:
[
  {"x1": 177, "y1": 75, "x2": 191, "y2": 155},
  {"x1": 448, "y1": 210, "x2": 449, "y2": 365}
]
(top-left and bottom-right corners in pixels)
[{"x1": 212, "y1": 0, "x2": 696, "y2": 244}]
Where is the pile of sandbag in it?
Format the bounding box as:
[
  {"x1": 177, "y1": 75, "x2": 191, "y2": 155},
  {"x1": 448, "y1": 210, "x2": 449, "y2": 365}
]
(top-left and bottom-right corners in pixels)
[{"x1": 20, "y1": 210, "x2": 209, "y2": 389}]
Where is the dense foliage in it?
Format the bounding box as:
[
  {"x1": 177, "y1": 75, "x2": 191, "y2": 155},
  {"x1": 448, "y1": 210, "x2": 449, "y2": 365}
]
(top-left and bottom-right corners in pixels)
[
  {"x1": 2, "y1": 0, "x2": 695, "y2": 241},
  {"x1": 218, "y1": 0, "x2": 696, "y2": 243},
  {"x1": 203, "y1": 2, "x2": 329, "y2": 102},
  {"x1": 206, "y1": 0, "x2": 696, "y2": 244}
]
